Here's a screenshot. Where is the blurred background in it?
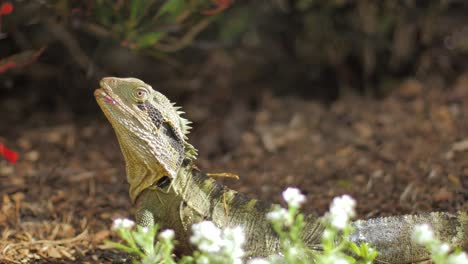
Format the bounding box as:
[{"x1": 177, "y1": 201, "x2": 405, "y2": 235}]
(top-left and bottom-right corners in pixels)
[
  {"x1": 2, "y1": 1, "x2": 468, "y2": 110},
  {"x1": 1, "y1": 1, "x2": 467, "y2": 262}
]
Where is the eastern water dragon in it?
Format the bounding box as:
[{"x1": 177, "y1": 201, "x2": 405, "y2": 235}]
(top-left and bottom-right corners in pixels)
[{"x1": 94, "y1": 77, "x2": 467, "y2": 263}]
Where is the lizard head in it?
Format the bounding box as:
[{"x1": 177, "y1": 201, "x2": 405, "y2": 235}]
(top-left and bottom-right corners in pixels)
[{"x1": 94, "y1": 77, "x2": 196, "y2": 202}]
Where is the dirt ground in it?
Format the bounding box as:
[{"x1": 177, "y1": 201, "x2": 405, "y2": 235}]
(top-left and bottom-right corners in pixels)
[{"x1": 0, "y1": 77, "x2": 467, "y2": 263}]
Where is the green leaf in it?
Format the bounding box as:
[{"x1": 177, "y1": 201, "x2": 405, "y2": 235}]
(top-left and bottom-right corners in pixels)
[
  {"x1": 128, "y1": 0, "x2": 159, "y2": 29},
  {"x1": 344, "y1": 255, "x2": 357, "y2": 264},
  {"x1": 157, "y1": 0, "x2": 186, "y2": 19},
  {"x1": 94, "y1": 0, "x2": 114, "y2": 26},
  {"x1": 137, "y1": 32, "x2": 165, "y2": 48},
  {"x1": 349, "y1": 242, "x2": 361, "y2": 255},
  {"x1": 105, "y1": 240, "x2": 139, "y2": 254},
  {"x1": 219, "y1": 7, "x2": 250, "y2": 41},
  {"x1": 130, "y1": 0, "x2": 152, "y2": 20}
]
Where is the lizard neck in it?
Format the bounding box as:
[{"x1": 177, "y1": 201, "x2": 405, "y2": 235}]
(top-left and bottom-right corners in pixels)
[{"x1": 170, "y1": 166, "x2": 270, "y2": 225}]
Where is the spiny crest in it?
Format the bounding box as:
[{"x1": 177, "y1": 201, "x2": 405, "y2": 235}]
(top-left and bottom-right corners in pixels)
[
  {"x1": 170, "y1": 101, "x2": 197, "y2": 161},
  {"x1": 170, "y1": 102, "x2": 192, "y2": 136}
]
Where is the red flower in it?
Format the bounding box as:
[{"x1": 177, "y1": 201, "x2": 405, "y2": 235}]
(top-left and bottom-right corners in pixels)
[
  {"x1": 0, "y1": 143, "x2": 18, "y2": 163},
  {"x1": 0, "y1": 2, "x2": 13, "y2": 15}
]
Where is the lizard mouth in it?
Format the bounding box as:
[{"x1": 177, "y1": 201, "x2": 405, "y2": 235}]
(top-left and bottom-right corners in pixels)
[{"x1": 94, "y1": 81, "x2": 117, "y2": 105}]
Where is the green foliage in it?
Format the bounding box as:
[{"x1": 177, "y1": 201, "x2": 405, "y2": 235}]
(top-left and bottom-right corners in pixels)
[
  {"x1": 217, "y1": 6, "x2": 251, "y2": 42},
  {"x1": 91, "y1": 0, "x2": 217, "y2": 51},
  {"x1": 107, "y1": 224, "x2": 177, "y2": 264},
  {"x1": 236, "y1": 1, "x2": 468, "y2": 96}
]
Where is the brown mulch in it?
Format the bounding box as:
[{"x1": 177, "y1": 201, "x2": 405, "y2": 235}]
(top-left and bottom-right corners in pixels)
[{"x1": 0, "y1": 77, "x2": 467, "y2": 263}]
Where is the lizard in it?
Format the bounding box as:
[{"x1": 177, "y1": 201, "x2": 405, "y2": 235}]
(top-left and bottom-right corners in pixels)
[{"x1": 94, "y1": 77, "x2": 467, "y2": 263}]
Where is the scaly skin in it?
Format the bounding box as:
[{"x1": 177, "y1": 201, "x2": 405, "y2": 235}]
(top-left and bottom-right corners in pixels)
[{"x1": 95, "y1": 77, "x2": 467, "y2": 263}]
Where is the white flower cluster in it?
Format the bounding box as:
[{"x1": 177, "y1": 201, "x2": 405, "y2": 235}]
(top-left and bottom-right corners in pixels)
[
  {"x1": 266, "y1": 188, "x2": 306, "y2": 226},
  {"x1": 191, "y1": 221, "x2": 223, "y2": 252},
  {"x1": 282, "y1": 187, "x2": 306, "y2": 207},
  {"x1": 412, "y1": 224, "x2": 452, "y2": 256},
  {"x1": 112, "y1": 218, "x2": 135, "y2": 230},
  {"x1": 266, "y1": 207, "x2": 292, "y2": 226},
  {"x1": 413, "y1": 224, "x2": 468, "y2": 264},
  {"x1": 328, "y1": 195, "x2": 356, "y2": 230},
  {"x1": 223, "y1": 226, "x2": 246, "y2": 261},
  {"x1": 190, "y1": 221, "x2": 245, "y2": 264}
]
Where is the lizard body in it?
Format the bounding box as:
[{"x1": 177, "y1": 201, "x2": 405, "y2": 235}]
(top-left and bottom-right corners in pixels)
[{"x1": 95, "y1": 77, "x2": 467, "y2": 263}]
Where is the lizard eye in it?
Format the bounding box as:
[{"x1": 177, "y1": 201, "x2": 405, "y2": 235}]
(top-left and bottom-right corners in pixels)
[{"x1": 134, "y1": 87, "x2": 149, "y2": 101}]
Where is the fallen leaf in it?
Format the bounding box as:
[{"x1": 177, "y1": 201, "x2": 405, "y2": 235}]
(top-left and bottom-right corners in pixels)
[
  {"x1": 451, "y1": 139, "x2": 468, "y2": 152},
  {"x1": 447, "y1": 174, "x2": 461, "y2": 186},
  {"x1": 433, "y1": 188, "x2": 453, "y2": 202}
]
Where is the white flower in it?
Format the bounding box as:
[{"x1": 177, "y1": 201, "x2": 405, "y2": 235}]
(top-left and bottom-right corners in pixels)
[
  {"x1": 322, "y1": 229, "x2": 333, "y2": 240},
  {"x1": 141, "y1": 227, "x2": 149, "y2": 233},
  {"x1": 223, "y1": 226, "x2": 245, "y2": 264},
  {"x1": 328, "y1": 195, "x2": 356, "y2": 230},
  {"x1": 223, "y1": 226, "x2": 245, "y2": 259},
  {"x1": 224, "y1": 226, "x2": 245, "y2": 246},
  {"x1": 288, "y1": 246, "x2": 299, "y2": 256},
  {"x1": 282, "y1": 187, "x2": 306, "y2": 207},
  {"x1": 412, "y1": 224, "x2": 434, "y2": 245},
  {"x1": 159, "y1": 229, "x2": 175, "y2": 240},
  {"x1": 248, "y1": 258, "x2": 270, "y2": 264},
  {"x1": 434, "y1": 243, "x2": 451, "y2": 255},
  {"x1": 191, "y1": 221, "x2": 223, "y2": 253},
  {"x1": 447, "y1": 252, "x2": 468, "y2": 264},
  {"x1": 330, "y1": 195, "x2": 356, "y2": 218},
  {"x1": 330, "y1": 211, "x2": 349, "y2": 230},
  {"x1": 112, "y1": 218, "x2": 135, "y2": 230},
  {"x1": 368, "y1": 246, "x2": 375, "y2": 254},
  {"x1": 266, "y1": 208, "x2": 292, "y2": 225}
]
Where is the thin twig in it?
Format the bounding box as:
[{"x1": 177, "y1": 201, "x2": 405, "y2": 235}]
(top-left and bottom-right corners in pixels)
[
  {"x1": 0, "y1": 257, "x2": 21, "y2": 264},
  {"x1": 79, "y1": 22, "x2": 112, "y2": 38},
  {"x1": 153, "y1": 18, "x2": 212, "y2": 52},
  {"x1": 46, "y1": 19, "x2": 106, "y2": 77},
  {"x1": 0, "y1": 229, "x2": 88, "y2": 251}
]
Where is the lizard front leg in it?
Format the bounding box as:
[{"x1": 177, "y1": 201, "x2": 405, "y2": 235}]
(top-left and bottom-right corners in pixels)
[{"x1": 135, "y1": 186, "x2": 197, "y2": 255}]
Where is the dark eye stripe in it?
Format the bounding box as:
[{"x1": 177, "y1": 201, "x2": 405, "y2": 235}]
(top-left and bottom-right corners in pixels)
[{"x1": 144, "y1": 102, "x2": 164, "y2": 128}]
